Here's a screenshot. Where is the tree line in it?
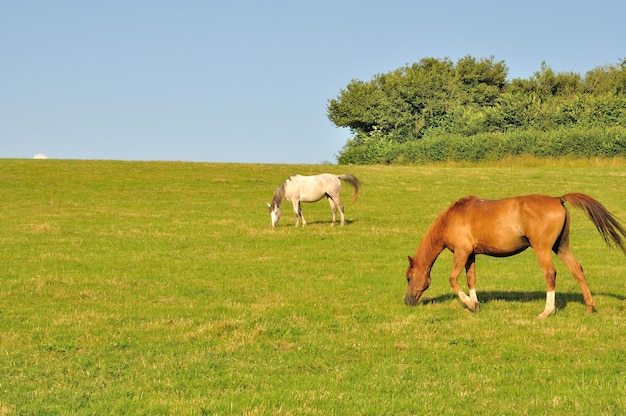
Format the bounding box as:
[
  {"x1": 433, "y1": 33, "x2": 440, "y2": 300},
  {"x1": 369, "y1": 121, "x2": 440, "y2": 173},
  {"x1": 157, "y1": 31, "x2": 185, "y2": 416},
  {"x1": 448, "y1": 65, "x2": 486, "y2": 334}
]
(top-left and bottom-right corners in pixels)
[{"x1": 327, "y1": 56, "x2": 626, "y2": 164}]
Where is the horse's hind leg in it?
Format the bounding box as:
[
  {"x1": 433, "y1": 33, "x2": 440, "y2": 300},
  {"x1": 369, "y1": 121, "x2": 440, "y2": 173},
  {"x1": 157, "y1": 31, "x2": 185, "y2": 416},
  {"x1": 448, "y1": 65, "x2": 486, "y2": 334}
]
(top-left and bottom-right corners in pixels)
[
  {"x1": 336, "y1": 198, "x2": 345, "y2": 225},
  {"x1": 534, "y1": 248, "x2": 557, "y2": 319},
  {"x1": 327, "y1": 197, "x2": 337, "y2": 226},
  {"x1": 557, "y1": 247, "x2": 595, "y2": 313},
  {"x1": 328, "y1": 195, "x2": 345, "y2": 226}
]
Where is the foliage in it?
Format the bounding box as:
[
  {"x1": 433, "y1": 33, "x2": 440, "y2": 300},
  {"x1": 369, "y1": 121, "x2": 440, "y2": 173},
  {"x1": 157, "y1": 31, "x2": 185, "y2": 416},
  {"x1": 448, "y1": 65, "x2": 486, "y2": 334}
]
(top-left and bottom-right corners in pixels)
[
  {"x1": 338, "y1": 127, "x2": 626, "y2": 164},
  {"x1": 329, "y1": 57, "x2": 626, "y2": 164},
  {"x1": 2, "y1": 159, "x2": 626, "y2": 414}
]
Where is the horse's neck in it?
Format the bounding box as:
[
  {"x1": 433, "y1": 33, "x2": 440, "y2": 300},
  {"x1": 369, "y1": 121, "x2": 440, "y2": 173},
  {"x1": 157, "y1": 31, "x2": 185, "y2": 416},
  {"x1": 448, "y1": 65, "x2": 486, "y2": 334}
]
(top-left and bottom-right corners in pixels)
[
  {"x1": 414, "y1": 222, "x2": 446, "y2": 271},
  {"x1": 281, "y1": 182, "x2": 299, "y2": 202},
  {"x1": 272, "y1": 195, "x2": 284, "y2": 208}
]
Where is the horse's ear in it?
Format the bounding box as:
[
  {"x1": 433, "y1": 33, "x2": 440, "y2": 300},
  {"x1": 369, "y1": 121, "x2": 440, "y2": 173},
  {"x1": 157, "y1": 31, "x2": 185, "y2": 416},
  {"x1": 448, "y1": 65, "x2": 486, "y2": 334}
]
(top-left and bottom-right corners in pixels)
[{"x1": 407, "y1": 256, "x2": 414, "y2": 266}]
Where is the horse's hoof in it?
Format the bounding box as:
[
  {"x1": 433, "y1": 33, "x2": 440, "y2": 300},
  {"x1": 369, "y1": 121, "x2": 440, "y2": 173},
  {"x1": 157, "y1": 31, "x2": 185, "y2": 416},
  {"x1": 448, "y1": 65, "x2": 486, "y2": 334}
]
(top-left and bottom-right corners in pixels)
[
  {"x1": 537, "y1": 309, "x2": 555, "y2": 319},
  {"x1": 461, "y1": 298, "x2": 480, "y2": 312},
  {"x1": 467, "y1": 304, "x2": 479, "y2": 313}
]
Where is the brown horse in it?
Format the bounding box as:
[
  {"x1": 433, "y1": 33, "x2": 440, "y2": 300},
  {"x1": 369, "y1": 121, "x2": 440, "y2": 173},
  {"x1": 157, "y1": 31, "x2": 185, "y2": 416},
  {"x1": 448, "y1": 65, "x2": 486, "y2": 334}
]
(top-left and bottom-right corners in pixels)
[{"x1": 405, "y1": 193, "x2": 626, "y2": 318}]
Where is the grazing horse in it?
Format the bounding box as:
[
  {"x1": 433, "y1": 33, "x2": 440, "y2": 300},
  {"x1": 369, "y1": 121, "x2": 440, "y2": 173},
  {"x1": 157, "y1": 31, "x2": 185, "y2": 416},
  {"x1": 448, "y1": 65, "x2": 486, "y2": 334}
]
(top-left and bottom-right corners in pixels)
[
  {"x1": 268, "y1": 173, "x2": 360, "y2": 228},
  {"x1": 404, "y1": 193, "x2": 626, "y2": 318}
]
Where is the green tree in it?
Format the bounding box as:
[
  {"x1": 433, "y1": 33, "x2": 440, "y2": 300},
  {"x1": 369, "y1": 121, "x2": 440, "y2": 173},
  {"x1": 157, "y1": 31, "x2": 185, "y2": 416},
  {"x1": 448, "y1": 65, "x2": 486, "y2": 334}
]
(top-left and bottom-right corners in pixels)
[
  {"x1": 454, "y1": 55, "x2": 508, "y2": 106},
  {"x1": 327, "y1": 56, "x2": 508, "y2": 142},
  {"x1": 327, "y1": 57, "x2": 457, "y2": 142},
  {"x1": 584, "y1": 59, "x2": 626, "y2": 95},
  {"x1": 329, "y1": 57, "x2": 626, "y2": 164}
]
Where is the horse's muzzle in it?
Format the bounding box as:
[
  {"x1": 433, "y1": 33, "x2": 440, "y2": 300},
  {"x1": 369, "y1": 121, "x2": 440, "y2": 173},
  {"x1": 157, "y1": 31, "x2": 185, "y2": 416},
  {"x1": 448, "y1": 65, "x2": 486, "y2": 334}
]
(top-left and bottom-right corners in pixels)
[{"x1": 404, "y1": 292, "x2": 421, "y2": 306}]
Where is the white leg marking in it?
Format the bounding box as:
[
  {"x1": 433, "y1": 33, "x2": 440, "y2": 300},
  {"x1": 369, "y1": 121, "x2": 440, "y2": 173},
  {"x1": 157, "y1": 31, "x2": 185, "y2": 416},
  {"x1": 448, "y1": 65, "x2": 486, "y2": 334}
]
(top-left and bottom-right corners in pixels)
[
  {"x1": 546, "y1": 290, "x2": 555, "y2": 311},
  {"x1": 538, "y1": 290, "x2": 556, "y2": 319},
  {"x1": 469, "y1": 288, "x2": 478, "y2": 303},
  {"x1": 468, "y1": 288, "x2": 480, "y2": 312}
]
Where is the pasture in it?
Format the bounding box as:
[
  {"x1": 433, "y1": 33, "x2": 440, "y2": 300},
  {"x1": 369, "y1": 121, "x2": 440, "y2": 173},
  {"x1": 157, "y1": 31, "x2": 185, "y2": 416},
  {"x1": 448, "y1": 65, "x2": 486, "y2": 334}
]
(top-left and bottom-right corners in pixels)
[{"x1": 1, "y1": 158, "x2": 625, "y2": 415}]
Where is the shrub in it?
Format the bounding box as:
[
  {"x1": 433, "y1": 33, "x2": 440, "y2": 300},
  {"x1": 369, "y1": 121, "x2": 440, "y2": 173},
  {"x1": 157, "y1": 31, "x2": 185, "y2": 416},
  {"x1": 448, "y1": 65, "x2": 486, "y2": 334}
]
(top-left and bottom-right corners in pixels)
[{"x1": 337, "y1": 127, "x2": 626, "y2": 164}]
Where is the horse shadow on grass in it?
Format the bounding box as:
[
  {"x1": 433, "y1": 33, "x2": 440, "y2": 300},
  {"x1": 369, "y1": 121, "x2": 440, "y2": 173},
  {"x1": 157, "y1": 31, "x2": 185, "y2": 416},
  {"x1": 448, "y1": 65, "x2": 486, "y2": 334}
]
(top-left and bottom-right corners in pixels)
[
  {"x1": 285, "y1": 219, "x2": 358, "y2": 227},
  {"x1": 422, "y1": 290, "x2": 626, "y2": 312}
]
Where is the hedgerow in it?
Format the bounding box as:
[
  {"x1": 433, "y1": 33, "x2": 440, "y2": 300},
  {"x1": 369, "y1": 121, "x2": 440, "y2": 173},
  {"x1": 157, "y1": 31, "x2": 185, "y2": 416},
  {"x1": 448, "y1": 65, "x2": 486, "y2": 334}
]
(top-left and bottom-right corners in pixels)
[{"x1": 337, "y1": 127, "x2": 626, "y2": 164}]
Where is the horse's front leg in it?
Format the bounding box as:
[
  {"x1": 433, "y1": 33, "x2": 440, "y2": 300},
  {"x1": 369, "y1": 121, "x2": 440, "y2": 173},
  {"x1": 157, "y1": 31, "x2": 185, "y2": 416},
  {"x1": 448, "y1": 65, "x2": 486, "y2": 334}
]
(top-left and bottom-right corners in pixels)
[
  {"x1": 450, "y1": 251, "x2": 478, "y2": 312},
  {"x1": 293, "y1": 201, "x2": 304, "y2": 227},
  {"x1": 465, "y1": 254, "x2": 480, "y2": 312}
]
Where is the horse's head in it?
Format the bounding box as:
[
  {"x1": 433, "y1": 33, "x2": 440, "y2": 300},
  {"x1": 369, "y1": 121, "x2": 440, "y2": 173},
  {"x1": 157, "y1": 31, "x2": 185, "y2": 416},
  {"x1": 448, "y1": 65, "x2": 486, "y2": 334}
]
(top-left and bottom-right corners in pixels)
[
  {"x1": 268, "y1": 202, "x2": 281, "y2": 229},
  {"x1": 404, "y1": 256, "x2": 431, "y2": 306}
]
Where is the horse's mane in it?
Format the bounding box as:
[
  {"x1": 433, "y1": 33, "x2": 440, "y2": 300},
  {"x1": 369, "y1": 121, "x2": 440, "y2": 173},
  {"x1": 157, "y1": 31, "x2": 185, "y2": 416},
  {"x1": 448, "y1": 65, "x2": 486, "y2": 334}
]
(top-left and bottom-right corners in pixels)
[
  {"x1": 435, "y1": 196, "x2": 475, "y2": 225},
  {"x1": 452, "y1": 195, "x2": 478, "y2": 208},
  {"x1": 414, "y1": 211, "x2": 448, "y2": 268},
  {"x1": 271, "y1": 182, "x2": 286, "y2": 207},
  {"x1": 414, "y1": 196, "x2": 477, "y2": 268},
  {"x1": 437, "y1": 196, "x2": 479, "y2": 226}
]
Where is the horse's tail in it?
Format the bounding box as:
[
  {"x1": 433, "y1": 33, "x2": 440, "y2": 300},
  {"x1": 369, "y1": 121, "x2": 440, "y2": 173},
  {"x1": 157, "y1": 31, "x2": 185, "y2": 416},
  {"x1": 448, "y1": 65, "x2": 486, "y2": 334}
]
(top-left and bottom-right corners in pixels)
[
  {"x1": 338, "y1": 174, "x2": 360, "y2": 203},
  {"x1": 561, "y1": 193, "x2": 626, "y2": 254}
]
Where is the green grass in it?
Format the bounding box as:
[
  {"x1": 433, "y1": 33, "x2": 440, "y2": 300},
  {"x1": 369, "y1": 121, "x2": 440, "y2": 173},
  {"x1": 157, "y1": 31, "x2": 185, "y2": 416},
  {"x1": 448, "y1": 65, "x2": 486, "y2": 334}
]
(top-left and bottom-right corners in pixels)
[{"x1": 1, "y1": 158, "x2": 626, "y2": 415}]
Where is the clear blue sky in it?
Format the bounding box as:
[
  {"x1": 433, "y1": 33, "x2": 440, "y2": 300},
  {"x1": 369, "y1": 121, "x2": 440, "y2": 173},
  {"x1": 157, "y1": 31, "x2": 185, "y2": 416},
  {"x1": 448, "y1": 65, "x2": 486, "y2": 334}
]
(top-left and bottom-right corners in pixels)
[{"x1": 2, "y1": 1, "x2": 625, "y2": 164}]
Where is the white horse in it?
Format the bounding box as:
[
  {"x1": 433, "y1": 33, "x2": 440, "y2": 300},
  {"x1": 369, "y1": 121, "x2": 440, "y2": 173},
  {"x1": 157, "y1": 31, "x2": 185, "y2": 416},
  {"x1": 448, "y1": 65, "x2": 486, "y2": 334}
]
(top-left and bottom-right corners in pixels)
[{"x1": 268, "y1": 173, "x2": 360, "y2": 228}]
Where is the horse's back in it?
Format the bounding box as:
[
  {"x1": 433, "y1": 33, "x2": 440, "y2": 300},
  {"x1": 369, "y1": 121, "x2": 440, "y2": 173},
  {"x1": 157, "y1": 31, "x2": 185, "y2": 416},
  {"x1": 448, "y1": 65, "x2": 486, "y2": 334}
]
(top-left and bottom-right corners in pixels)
[
  {"x1": 287, "y1": 173, "x2": 340, "y2": 202},
  {"x1": 458, "y1": 194, "x2": 563, "y2": 214},
  {"x1": 297, "y1": 173, "x2": 340, "y2": 189},
  {"x1": 445, "y1": 195, "x2": 567, "y2": 254}
]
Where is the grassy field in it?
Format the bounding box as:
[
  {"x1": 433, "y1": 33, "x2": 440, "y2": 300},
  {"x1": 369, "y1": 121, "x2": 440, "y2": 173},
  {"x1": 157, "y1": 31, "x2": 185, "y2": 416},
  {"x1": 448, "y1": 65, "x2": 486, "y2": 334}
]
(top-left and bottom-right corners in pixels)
[{"x1": 1, "y1": 158, "x2": 626, "y2": 415}]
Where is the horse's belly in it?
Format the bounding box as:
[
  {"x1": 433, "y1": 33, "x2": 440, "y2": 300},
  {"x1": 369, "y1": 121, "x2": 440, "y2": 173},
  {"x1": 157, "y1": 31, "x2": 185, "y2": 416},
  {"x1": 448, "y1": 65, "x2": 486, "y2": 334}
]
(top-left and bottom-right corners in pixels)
[
  {"x1": 474, "y1": 235, "x2": 529, "y2": 256},
  {"x1": 299, "y1": 193, "x2": 325, "y2": 203}
]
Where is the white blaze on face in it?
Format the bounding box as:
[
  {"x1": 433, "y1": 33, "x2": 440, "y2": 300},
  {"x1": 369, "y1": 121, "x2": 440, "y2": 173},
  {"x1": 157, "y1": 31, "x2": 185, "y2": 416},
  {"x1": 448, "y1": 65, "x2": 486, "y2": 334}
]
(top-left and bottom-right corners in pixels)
[{"x1": 270, "y1": 205, "x2": 281, "y2": 228}]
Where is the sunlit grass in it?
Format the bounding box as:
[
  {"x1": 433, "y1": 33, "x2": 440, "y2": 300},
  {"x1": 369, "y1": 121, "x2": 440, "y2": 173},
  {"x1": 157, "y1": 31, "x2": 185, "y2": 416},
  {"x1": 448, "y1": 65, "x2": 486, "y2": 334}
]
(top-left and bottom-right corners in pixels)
[{"x1": 1, "y1": 158, "x2": 625, "y2": 414}]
